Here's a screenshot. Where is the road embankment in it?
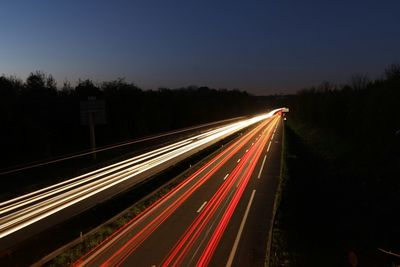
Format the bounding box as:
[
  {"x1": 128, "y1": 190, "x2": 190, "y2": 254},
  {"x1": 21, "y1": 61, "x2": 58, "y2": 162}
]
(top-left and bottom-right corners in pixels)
[{"x1": 270, "y1": 121, "x2": 399, "y2": 267}]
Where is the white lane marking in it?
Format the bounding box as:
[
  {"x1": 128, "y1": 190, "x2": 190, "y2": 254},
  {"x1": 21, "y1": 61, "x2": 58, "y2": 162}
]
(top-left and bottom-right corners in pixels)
[
  {"x1": 224, "y1": 173, "x2": 229, "y2": 180},
  {"x1": 251, "y1": 142, "x2": 254, "y2": 146},
  {"x1": 189, "y1": 190, "x2": 236, "y2": 265},
  {"x1": 257, "y1": 155, "x2": 267, "y2": 179},
  {"x1": 267, "y1": 141, "x2": 272, "y2": 152},
  {"x1": 61, "y1": 112, "x2": 281, "y2": 265},
  {"x1": 271, "y1": 133, "x2": 275, "y2": 140},
  {"x1": 226, "y1": 189, "x2": 256, "y2": 267},
  {"x1": 245, "y1": 149, "x2": 248, "y2": 152},
  {"x1": 197, "y1": 201, "x2": 207, "y2": 213},
  {"x1": 237, "y1": 158, "x2": 241, "y2": 163}
]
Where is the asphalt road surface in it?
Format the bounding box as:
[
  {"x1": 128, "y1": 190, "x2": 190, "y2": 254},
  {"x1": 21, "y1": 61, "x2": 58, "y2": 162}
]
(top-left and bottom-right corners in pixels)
[
  {"x1": 0, "y1": 110, "x2": 282, "y2": 251},
  {"x1": 75, "y1": 113, "x2": 283, "y2": 267}
]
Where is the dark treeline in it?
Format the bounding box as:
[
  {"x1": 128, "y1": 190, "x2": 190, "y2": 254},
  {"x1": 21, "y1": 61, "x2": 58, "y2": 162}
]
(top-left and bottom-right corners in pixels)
[
  {"x1": 277, "y1": 64, "x2": 400, "y2": 265},
  {"x1": 286, "y1": 64, "x2": 400, "y2": 181},
  {"x1": 0, "y1": 72, "x2": 266, "y2": 169},
  {"x1": 287, "y1": 64, "x2": 400, "y2": 160}
]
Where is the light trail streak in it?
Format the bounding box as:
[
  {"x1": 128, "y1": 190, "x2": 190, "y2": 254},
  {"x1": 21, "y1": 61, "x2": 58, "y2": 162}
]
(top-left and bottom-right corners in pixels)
[
  {"x1": 0, "y1": 139, "x2": 193, "y2": 215},
  {"x1": 160, "y1": 116, "x2": 279, "y2": 267},
  {"x1": 84, "y1": 119, "x2": 270, "y2": 267},
  {"x1": 196, "y1": 119, "x2": 275, "y2": 266},
  {"x1": 0, "y1": 109, "x2": 284, "y2": 264},
  {"x1": 73, "y1": 112, "x2": 282, "y2": 267},
  {"x1": 0, "y1": 111, "x2": 281, "y2": 239},
  {"x1": 0, "y1": 123, "x2": 243, "y2": 213},
  {"x1": 160, "y1": 118, "x2": 277, "y2": 267}
]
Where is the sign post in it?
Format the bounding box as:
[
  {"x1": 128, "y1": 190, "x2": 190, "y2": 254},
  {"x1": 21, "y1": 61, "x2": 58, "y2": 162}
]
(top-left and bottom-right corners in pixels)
[{"x1": 80, "y1": 97, "x2": 106, "y2": 160}]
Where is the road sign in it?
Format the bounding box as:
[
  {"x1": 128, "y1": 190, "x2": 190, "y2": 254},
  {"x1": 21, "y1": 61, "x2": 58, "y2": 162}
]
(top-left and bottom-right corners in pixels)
[{"x1": 80, "y1": 98, "x2": 106, "y2": 125}]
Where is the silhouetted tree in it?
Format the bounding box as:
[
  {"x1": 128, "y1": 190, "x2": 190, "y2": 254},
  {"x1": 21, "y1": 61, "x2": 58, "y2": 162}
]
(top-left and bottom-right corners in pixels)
[
  {"x1": 0, "y1": 74, "x2": 265, "y2": 168},
  {"x1": 384, "y1": 63, "x2": 400, "y2": 81},
  {"x1": 349, "y1": 73, "x2": 370, "y2": 91},
  {"x1": 280, "y1": 65, "x2": 400, "y2": 263},
  {"x1": 75, "y1": 79, "x2": 101, "y2": 99}
]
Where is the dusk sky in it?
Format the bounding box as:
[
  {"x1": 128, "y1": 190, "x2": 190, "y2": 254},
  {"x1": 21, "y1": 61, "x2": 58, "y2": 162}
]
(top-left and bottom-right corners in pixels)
[{"x1": 1, "y1": 0, "x2": 399, "y2": 95}]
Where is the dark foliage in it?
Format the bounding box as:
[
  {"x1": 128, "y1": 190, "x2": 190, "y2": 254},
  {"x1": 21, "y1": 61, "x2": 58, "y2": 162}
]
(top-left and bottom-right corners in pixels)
[
  {"x1": 279, "y1": 64, "x2": 400, "y2": 265},
  {"x1": 0, "y1": 74, "x2": 265, "y2": 169}
]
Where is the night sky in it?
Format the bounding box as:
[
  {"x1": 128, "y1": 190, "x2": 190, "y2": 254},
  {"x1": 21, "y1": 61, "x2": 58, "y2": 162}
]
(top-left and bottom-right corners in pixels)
[{"x1": 1, "y1": 0, "x2": 399, "y2": 95}]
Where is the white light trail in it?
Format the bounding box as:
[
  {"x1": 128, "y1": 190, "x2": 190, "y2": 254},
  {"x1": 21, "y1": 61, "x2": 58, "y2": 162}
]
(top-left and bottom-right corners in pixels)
[{"x1": 0, "y1": 109, "x2": 283, "y2": 239}]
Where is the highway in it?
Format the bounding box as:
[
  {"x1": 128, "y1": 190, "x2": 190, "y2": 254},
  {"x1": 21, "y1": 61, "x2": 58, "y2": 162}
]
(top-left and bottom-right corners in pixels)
[
  {"x1": 0, "y1": 110, "x2": 282, "y2": 251},
  {"x1": 74, "y1": 113, "x2": 283, "y2": 267}
]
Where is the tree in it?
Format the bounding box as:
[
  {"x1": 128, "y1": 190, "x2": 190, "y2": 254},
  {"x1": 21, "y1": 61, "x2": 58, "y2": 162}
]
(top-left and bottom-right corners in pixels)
[
  {"x1": 25, "y1": 71, "x2": 57, "y2": 96},
  {"x1": 75, "y1": 79, "x2": 101, "y2": 99},
  {"x1": 384, "y1": 63, "x2": 400, "y2": 81},
  {"x1": 25, "y1": 71, "x2": 46, "y2": 91},
  {"x1": 349, "y1": 73, "x2": 370, "y2": 91}
]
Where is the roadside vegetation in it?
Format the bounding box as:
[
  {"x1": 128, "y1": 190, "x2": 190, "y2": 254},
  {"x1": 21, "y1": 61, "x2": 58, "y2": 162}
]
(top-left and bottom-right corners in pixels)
[
  {"x1": 271, "y1": 64, "x2": 400, "y2": 266},
  {"x1": 0, "y1": 74, "x2": 265, "y2": 170},
  {"x1": 0, "y1": 74, "x2": 274, "y2": 200}
]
